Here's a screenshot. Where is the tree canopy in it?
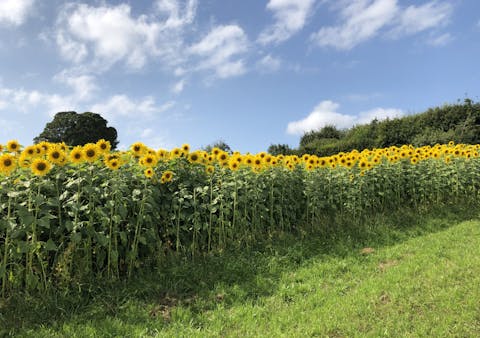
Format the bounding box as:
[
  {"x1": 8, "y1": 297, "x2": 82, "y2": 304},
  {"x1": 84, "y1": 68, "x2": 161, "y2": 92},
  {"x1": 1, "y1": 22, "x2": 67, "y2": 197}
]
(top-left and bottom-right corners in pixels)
[{"x1": 34, "y1": 111, "x2": 119, "y2": 149}]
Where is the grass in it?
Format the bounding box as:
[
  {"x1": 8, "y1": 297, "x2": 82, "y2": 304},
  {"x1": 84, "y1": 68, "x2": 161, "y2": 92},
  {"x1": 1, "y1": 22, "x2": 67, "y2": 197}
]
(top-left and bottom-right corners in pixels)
[{"x1": 1, "y1": 207, "x2": 480, "y2": 337}]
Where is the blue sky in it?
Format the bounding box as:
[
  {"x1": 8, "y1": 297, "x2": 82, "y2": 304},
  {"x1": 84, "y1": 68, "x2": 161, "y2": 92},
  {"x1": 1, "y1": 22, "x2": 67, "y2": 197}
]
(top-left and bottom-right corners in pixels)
[{"x1": 0, "y1": 0, "x2": 479, "y2": 153}]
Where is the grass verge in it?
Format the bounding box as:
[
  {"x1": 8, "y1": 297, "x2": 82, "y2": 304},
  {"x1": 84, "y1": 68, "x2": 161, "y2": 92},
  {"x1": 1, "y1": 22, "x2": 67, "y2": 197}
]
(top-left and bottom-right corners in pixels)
[{"x1": 1, "y1": 207, "x2": 480, "y2": 337}]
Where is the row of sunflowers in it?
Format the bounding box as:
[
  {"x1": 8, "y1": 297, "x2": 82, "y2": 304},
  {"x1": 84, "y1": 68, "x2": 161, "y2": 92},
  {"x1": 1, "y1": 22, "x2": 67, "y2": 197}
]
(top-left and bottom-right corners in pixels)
[
  {"x1": 1, "y1": 139, "x2": 480, "y2": 296},
  {"x1": 1, "y1": 139, "x2": 478, "y2": 178}
]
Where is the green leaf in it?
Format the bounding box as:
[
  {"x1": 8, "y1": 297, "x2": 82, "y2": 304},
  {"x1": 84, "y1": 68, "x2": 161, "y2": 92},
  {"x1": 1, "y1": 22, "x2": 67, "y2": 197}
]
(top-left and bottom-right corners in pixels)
[{"x1": 44, "y1": 239, "x2": 58, "y2": 251}]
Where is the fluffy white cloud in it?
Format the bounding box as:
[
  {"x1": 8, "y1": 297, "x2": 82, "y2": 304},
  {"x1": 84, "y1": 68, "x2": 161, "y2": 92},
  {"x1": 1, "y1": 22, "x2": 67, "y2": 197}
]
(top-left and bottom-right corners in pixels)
[
  {"x1": 258, "y1": 0, "x2": 315, "y2": 45},
  {"x1": 55, "y1": 2, "x2": 196, "y2": 71},
  {"x1": 390, "y1": 1, "x2": 452, "y2": 37},
  {"x1": 311, "y1": 0, "x2": 453, "y2": 50},
  {"x1": 154, "y1": 0, "x2": 197, "y2": 29},
  {"x1": 256, "y1": 54, "x2": 282, "y2": 73},
  {"x1": 0, "y1": 0, "x2": 34, "y2": 26},
  {"x1": 286, "y1": 100, "x2": 403, "y2": 135},
  {"x1": 189, "y1": 25, "x2": 249, "y2": 79},
  {"x1": 89, "y1": 95, "x2": 175, "y2": 123},
  {"x1": 311, "y1": 0, "x2": 398, "y2": 50},
  {"x1": 53, "y1": 71, "x2": 98, "y2": 101}
]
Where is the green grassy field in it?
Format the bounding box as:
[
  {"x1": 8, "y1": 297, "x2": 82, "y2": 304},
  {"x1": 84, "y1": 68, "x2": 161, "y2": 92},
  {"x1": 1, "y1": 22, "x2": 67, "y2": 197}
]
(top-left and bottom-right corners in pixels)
[{"x1": 1, "y1": 209, "x2": 480, "y2": 337}]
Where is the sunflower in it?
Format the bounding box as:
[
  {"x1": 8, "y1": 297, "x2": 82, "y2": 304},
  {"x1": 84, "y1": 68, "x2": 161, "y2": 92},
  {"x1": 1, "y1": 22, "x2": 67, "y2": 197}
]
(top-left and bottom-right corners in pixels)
[
  {"x1": 105, "y1": 158, "x2": 121, "y2": 170},
  {"x1": 47, "y1": 147, "x2": 67, "y2": 165},
  {"x1": 37, "y1": 141, "x2": 50, "y2": 155},
  {"x1": 157, "y1": 149, "x2": 168, "y2": 160},
  {"x1": 228, "y1": 159, "x2": 240, "y2": 171},
  {"x1": 18, "y1": 153, "x2": 32, "y2": 169},
  {"x1": 0, "y1": 153, "x2": 16, "y2": 175},
  {"x1": 6, "y1": 140, "x2": 21, "y2": 153},
  {"x1": 83, "y1": 143, "x2": 100, "y2": 163},
  {"x1": 96, "y1": 139, "x2": 111, "y2": 153},
  {"x1": 69, "y1": 146, "x2": 84, "y2": 164},
  {"x1": 170, "y1": 148, "x2": 182, "y2": 158},
  {"x1": 144, "y1": 168, "x2": 155, "y2": 178},
  {"x1": 358, "y1": 159, "x2": 369, "y2": 169},
  {"x1": 130, "y1": 142, "x2": 146, "y2": 157},
  {"x1": 211, "y1": 147, "x2": 221, "y2": 156},
  {"x1": 217, "y1": 151, "x2": 228, "y2": 163},
  {"x1": 188, "y1": 151, "x2": 201, "y2": 164},
  {"x1": 181, "y1": 144, "x2": 190, "y2": 154},
  {"x1": 243, "y1": 155, "x2": 254, "y2": 166},
  {"x1": 23, "y1": 145, "x2": 37, "y2": 157},
  {"x1": 161, "y1": 170, "x2": 174, "y2": 183},
  {"x1": 139, "y1": 154, "x2": 158, "y2": 167},
  {"x1": 31, "y1": 158, "x2": 51, "y2": 176},
  {"x1": 205, "y1": 165, "x2": 215, "y2": 175}
]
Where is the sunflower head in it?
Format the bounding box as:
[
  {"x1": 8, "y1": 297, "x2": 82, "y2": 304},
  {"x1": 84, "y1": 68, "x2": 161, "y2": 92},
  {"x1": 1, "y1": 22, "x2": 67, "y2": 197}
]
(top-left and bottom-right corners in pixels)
[
  {"x1": 31, "y1": 158, "x2": 51, "y2": 176},
  {"x1": 47, "y1": 146, "x2": 67, "y2": 165},
  {"x1": 188, "y1": 151, "x2": 201, "y2": 164},
  {"x1": 139, "y1": 154, "x2": 158, "y2": 167},
  {"x1": 144, "y1": 168, "x2": 155, "y2": 178},
  {"x1": 130, "y1": 142, "x2": 146, "y2": 157},
  {"x1": 6, "y1": 140, "x2": 21, "y2": 153},
  {"x1": 228, "y1": 159, "x2": 240, "y2": 171},
  {"x1": 0, "y1": 153, "x2": 17, "y2": 175},
  {"x1": 23, "y1": 145, "x2": 37, "y2": 157},
  {"x1": 83, "y1": 143, "x2": 100, "y2": 163},
  {"x1": 161, "y1": 170, "x2": 174, "y2": 183},
  {"x1": 105, "y1": 158, "x2": 121, "y2": 170},
  {"x1": 69, "y1": 146, "x2": 84, "y2": 164},
  {"x1": 181, "y1": 144, "x2": 190, "y2": 154},
  {"x1": 96, "y1": 139, "x2": 111, "y2": 153},
  {"x1": 205, "y1": 165, "x2": 215, "y2": 175}
]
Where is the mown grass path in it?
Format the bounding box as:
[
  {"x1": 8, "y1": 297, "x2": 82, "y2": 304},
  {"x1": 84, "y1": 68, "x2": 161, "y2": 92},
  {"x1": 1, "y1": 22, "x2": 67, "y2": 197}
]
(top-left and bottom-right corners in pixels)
[{"x1": 3, "y1": 214, "x2": 480, "y2": 337}]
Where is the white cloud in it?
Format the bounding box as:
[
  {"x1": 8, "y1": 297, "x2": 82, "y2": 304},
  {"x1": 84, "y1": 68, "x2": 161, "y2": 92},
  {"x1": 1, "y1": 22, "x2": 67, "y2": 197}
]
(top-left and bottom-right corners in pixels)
[
  {"x1": 189, "y1": 25, "x2": 249, "y2": 79},
  {"x1": 258, "y1": 0, "x2": 316, "y2": 45},
  {"x1": 286, "y1": 100, "x2": 403, "y2": 135},
  {"x1": 154, "y1": 0, "x2": 197, "y2": 29},
  {"x1": 311, "y1": 0, "x2": 398, "y2": 50},
  {"x1": 256, "y1": 54, "x2": 282, "y2": 73},
  {"x1": 311, "y1": 0, "x2": 453, "y2": 50},
  {"x1": 53, "y1": 71, "x2": 98, "y2": 101},
  {"x1": 390, "y1": 1, "x2": 452, "y2": 37},
  {"x1": 427, "y1": 32, "x2": 453, "y2": 46},
  {"x1": 55, "y1": 2, "x2": 196, "y2": 71},
  {"x1": 0, "y1": 0, "x2": 34, "y2": 26},
  {"x1": 172, "y1": 79, "x2": 186, "y2": 94},
  {"x1": 356, "y1": 107, "x2": 403, "y2": 124},
  {"x1": 89, "y1": 95, "x2": 175, "y2": 123}
]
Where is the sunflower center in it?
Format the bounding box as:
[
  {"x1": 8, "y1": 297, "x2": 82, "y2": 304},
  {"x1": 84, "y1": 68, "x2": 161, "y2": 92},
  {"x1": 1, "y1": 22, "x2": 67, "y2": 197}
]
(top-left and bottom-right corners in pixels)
[
  {"x1": 74, "y1": 153, "x2": 81, "y2": 159},
  {"x1": 4, "y1": 159, "x2": 12, "y2": 167},
  {"x1": 86, "y1": 149, "x2": 95, "y2": 158},
  {"x1": 37, "y1": 162, "x2": 46, "y2": 171},
  {"x1": 52, "y1": 152, "x2": 60, "y2": 159}
]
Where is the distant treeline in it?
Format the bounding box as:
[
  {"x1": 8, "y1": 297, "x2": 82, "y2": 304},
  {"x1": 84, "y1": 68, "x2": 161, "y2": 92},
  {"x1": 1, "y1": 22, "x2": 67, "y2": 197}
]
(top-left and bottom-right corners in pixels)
[{"x1": 269, "y1": 99, "x2": 480, "y2": 156}]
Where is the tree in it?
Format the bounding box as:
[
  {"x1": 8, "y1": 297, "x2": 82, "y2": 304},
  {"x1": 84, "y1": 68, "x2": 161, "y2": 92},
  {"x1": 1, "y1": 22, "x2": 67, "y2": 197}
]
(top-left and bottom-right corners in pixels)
[
  {"x1": 34, "y1": 111, "x2": 119, "y2": 149},
  {"x1": 267, "y1": 143, "x2": 295, "y2": 156},
  {"x1": 203, "y1": 140, "x2": 232, "y2": 154}
]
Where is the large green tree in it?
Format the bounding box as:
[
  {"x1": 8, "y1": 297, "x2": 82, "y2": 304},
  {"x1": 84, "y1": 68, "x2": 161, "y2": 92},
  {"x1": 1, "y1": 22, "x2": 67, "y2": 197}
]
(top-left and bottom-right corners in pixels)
[{"x1": 34, "y1": 111, "x2": 119, "y2": 149}]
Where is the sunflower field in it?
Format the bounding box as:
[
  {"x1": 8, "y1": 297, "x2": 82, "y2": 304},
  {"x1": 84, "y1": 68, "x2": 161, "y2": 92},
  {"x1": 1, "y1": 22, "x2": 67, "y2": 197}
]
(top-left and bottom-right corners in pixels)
[{"x1": 1, "y1": 139, "x2": 480, "y2": 296}]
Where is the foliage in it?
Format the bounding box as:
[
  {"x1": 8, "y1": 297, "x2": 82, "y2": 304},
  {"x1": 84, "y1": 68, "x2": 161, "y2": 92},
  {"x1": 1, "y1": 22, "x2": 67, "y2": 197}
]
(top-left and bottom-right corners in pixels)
[
  {"x1": 202, "y1": 140, "x2": 232, "y2": 154},
  {"x1": 0, "y1": 139, "x2": 480, "y2": 298},
  {"x1": 299, "y1": 99, "x2": 480, "y2": 156},
  {"x1": 267, "y1": 143, "x2": 296, "y2": 155},
  {"x1": 34, "y1": 112, "x2": 119, "y2": 149}
]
